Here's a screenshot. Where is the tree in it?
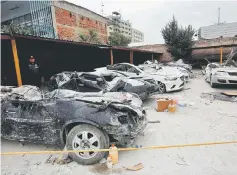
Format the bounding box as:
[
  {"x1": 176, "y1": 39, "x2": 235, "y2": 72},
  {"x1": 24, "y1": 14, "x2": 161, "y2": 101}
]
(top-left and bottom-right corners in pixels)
[
  {"x1": 1, "y1": 22, "x2": 34, "y2": 35},
  {"x1": 161, "y1": 16, "x2": 195, "y2": 60},
  {"x1": 108, "y1": 32, "x2": 131, "y2": 46},
  {"x1": 79, "y1": 29, "x2": 104, "y2": 44}
]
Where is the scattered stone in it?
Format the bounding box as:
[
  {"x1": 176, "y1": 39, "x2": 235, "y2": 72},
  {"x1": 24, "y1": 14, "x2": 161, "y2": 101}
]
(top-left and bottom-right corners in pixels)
[
  {"x1": 148, "y1": 120, "x2": 160, "y2": 124},
  {"x1": 123, "y1": 163, "x2": 144, "y2": 171}
]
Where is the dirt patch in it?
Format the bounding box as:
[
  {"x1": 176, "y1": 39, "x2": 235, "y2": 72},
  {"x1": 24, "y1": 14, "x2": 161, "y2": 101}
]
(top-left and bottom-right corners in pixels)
[{"x1": 89, "y1": 163, "x2": 123, "y2": 174}]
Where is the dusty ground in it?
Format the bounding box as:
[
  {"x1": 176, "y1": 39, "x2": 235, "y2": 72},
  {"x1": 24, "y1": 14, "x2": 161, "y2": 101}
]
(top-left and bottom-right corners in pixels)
[{"x1": 1, "y1": 70, "x2": 237, "y2": 175}]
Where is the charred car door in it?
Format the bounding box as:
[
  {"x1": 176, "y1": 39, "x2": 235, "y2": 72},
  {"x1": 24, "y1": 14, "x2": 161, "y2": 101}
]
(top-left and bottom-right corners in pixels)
[{"x1": 1, "y1": 99, "x2": 60, "y2": 144}]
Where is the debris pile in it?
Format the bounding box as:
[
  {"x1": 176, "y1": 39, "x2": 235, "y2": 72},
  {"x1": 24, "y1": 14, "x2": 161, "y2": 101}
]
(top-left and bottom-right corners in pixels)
[{"x1": 201, "y1": 91, "x2": 237, "y2": 102}]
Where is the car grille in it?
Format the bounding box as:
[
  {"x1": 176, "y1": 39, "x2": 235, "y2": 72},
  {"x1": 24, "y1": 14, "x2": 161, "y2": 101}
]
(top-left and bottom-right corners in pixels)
[
  {"x1": 180, "y1": 76, "x2": 185, "y2": 81},
  {"x1": 228, "y1": 72, "x2": 237, "y2": 76},
  {"x1": 229, "y1": 80, "x2": 237, "y2": 83},
  {"x1": 217, "y1": 79, "x2": 226, "y2": 83}
]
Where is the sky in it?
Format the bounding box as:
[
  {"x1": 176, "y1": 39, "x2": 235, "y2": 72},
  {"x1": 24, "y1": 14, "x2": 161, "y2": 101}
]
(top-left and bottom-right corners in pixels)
[{"x1": 67, "y1": 0, "x2": 237, "y2": 44}]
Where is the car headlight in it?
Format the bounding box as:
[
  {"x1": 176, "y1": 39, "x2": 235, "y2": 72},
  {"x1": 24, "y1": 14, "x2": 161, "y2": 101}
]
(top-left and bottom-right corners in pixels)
[
  {"x1": 214, "y1": 71, "x2": 228, "y2": 76},
  {"x1": 164, "y1": 77, "x2": 178, "y2": 81}
]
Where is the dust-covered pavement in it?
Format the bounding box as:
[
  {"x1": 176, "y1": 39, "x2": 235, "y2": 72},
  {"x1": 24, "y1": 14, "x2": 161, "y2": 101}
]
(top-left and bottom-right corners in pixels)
[{"x1": 1, "y1": 71, "x2": 237, "y2": 175}]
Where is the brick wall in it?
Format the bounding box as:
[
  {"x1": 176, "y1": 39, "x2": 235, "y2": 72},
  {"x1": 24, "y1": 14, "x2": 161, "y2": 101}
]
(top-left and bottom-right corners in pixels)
[
  {"x1": 134, "y1": 44, "x2": 172, "y2": 62},
  {"x1": 55, "y1": 7, "x2": 108, "y2": 43}
]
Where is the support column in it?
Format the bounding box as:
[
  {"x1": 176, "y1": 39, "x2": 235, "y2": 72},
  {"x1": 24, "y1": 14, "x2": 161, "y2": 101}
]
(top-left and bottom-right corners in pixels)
[
  {"x1": 11, "y1": 38, "x2": 22, "y2": 86},
  {"x1": 220, "y1": 47, "x2": 223, "y2": 64},
  {"x1": 110, "y1": 49, "x2": 114, "y2": 65},
  {"x1": 130, "y1": 51, "x2": 133, "y2": 64},
  {"x1": 152, "y1": 54, "x2": 154, "y2": 62}
]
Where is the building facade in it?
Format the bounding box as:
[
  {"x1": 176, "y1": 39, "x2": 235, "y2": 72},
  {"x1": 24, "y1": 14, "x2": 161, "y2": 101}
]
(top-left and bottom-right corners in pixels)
[
  {"x1": 1, "y1": 0, "x2": 109, "y2": 43},
  {"x1": 107, "y1": 11, "x2": 144, "y2": 43},
  {"x1": 1, "y1": 0, "x2": 55, "y2": 38},
  {"x1": 198, "y1": 22, "x2": 237, "y2": 40},
  {"x1": 132, "y1": 28, "x2": 144, "y2": 42}
]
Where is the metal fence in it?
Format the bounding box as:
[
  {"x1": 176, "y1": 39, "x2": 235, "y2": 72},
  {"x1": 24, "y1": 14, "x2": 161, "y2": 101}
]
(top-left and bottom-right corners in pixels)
[{"x1": 29, "y1": 0, "x2": 55, "y2": 38}]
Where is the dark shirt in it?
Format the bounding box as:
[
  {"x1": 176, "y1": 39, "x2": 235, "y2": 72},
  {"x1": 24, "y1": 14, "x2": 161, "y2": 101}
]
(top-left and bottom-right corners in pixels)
[{"x1": 29, "y1": 63, "x2": 39, "y2": 73}]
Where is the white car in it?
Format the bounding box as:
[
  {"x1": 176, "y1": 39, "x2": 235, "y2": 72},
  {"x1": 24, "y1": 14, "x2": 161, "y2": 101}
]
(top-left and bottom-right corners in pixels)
[
  {"x1": 205, "y1": 63, "x2": 237, "y2": 87},
  {"x1": 95, "y1": 63, "x2": 185, "y2": 93},
  {"x1": 142, "y1": 61, "x2": 191, "y2": 81}
]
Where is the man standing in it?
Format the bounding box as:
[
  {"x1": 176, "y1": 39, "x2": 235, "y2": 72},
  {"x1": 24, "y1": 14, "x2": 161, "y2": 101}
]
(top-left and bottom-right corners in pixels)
[{"x1": 28, "y1": 56, "x2": 40, "y2": 87}]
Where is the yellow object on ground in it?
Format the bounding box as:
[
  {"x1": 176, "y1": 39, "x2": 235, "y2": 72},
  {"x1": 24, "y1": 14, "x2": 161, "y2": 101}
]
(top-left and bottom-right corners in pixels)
[
  {"x1": 168, "y1": 103, "x2": 176, "y2": 113},
  {"x1": 222, "y1": 91, "x2": 237, "y2": 96},
  {"x1": 156, "y1": 98, "x2": 172, "y2": 112},
  {"x1": 109, "y1": 144, "x2": 118, "y2": 165},
  {"x1": 1, "y1": 141, "x2": 237, "y2": 156}
]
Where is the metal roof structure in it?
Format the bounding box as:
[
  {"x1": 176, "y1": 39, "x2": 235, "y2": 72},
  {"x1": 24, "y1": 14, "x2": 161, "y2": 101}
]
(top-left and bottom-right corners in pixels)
[{"x1": 1, "y1": 34, "x2": 162, "y2": 54}]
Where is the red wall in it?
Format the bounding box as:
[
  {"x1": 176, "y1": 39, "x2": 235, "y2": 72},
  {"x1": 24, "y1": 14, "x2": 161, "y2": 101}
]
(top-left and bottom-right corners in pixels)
[{"x1": 55, "y1": 7, "x2": 108, "y2": 43}]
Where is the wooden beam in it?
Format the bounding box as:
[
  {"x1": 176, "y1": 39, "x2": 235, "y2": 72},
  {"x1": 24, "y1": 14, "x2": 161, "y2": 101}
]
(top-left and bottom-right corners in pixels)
[
  {"x1": 110, "y1": 49, "x2": 114, "y2": 65},
  {"x1": 130, "y1": 51, "x2": 133, "y2": 64},
  {"x1": 11, "y1": 38, "x2": 22, "y2": 86}
]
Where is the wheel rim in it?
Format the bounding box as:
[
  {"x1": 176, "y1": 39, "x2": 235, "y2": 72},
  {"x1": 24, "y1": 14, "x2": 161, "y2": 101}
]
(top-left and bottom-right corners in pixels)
[
  {"x1": 158, "y1": 82, "x2": 165, "y2": 93},
  {"x1": 72, "y1": 131, "x2": 100, "y2": 159}
]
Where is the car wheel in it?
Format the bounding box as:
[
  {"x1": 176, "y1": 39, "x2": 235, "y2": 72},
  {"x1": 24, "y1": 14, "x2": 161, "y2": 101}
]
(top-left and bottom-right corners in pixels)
[
  {"x1": 210, "y1": 76, "x2": 216, "y2": 88},
  {"x1": 157, "y1": 81, "x2": 166, "y2": 94},
  {"x1": 66, "y1": 124, "x2": 109, "y2": 165}
]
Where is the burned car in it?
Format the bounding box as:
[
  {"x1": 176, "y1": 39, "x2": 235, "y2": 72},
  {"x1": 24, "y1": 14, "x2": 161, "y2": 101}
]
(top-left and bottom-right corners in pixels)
[
  {"x1": 1, "y1": 86, "x2": 147, "y2": 165},
  {"x1": 49, "y1": 71, "x2": 154, "y2": 100},
  {"x1": 205, "y1": 63, "x2": 237, "y2": 87},
  {"x1": 98, "y1": 63, "x2": 185, "y2": 93}
]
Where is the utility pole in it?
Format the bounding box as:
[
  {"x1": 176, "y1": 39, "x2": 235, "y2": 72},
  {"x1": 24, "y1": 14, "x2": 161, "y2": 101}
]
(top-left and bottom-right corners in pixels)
[
  {"x1": 101, "y1": 2, "x2": 104, "y2": 16},
  {"x1": 218, "y1": 7, "x2": 220, "y2": 25}
]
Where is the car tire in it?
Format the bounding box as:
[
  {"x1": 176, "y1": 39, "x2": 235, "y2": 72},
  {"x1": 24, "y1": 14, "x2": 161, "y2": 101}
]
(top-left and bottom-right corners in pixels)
[
  {"x1": 66, "y1": 124, "x2": 109, "y2": 165},
  {"x1": 210, "y1": 76, "x2": 217, "y2": 88},
  {"x1": 157, "y1": 81, "x2": 166, "y2": 94}
]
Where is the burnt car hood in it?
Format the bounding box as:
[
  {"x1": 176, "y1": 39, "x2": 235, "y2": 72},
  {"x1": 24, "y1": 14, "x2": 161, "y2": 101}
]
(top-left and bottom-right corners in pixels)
[{"x1": 51, "y1": 89, "x2": 144, "y2": 116}]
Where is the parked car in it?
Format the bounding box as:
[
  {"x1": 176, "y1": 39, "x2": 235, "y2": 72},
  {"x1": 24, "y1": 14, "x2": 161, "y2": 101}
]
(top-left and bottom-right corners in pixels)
[
  {"x1": 49, "y1": 71, "x2": 153, "y2": 100},
  {"x1": 97, "y1": 63, "x2": 185, "y2": 93},
  {"x1": 1, "y1": 85, "x2": 147, "y2": 165},
  {"x1": 205, "y1": 63, "x2": 237, "y2": 87},
  {"x1": 94, "y1": 69, "x2": 159, "y2": 93},
  {"x1": 139, "y1": 63, "x2": 190, "y2": 82},
  {"x1": 142, "y1": 60, "x2": 192, "y2": 81},
  {"x1": 165, "y1": 59, "x2": 192, "y2": 72}
]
